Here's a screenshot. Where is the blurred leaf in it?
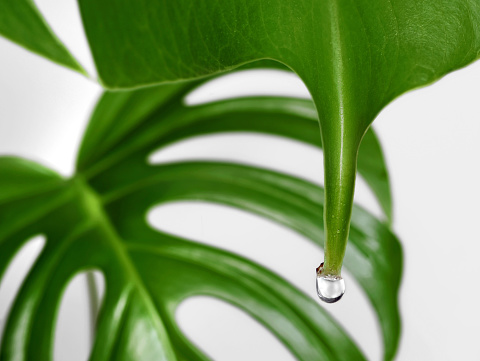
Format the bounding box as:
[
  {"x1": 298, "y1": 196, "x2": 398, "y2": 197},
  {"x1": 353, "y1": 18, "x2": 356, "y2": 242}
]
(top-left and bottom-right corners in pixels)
[
  {"x1": 1, "y1": 79, "x2": 402, "y2": 360},
  {"x1": 78, "y1": 81, "x2": 392, "y2": 222},
  {"x1": 0, "y1": 159, "x2": 366, "y2": 361},
  {"x1": 0, "y1": 0, "x2": 85, "y2": 73},
  {"x1": 103, "y1": 161, "x2": 402, "y2": 360}
]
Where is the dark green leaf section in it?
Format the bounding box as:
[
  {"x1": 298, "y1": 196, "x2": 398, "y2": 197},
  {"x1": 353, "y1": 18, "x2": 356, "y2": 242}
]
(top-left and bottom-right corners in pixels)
[
  {"x1": 78, "y1": 0, "x2": 480, "y2": 95},
  {"x1": 0, "y1": 157, "x2": 366, "y2": 361},
  {"x1": 0, "y1": 0, "x2": 85, "y2": 73},
  {"x1": 100, "y1": 161, "x2": 402, "y2": 360},
  {"x1": 75, "y1": 81, "x2": 399, "y2": 359},
  {"x1": 357, "y1": 130, "x2": 392, "y2": 222},
  {"x1": 0, "y1": 79, "x2": 401, "y2": 360},
  {"x1": 77, "y1": 81, "x2": 392, "y2": 222},
  {"x1": 78, "y1": 0, "x2": 479, "y2": 276}
]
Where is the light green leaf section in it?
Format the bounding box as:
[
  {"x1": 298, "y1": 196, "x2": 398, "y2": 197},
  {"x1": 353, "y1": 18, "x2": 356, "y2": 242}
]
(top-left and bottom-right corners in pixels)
[
  {"x1": 0, "y1": 80, "x2": 402, "y2": 360},
  {"x1": 0, "y1": 0, "x2": 85, "y2": 73},
  {"x1": 77, "y1": 0, "x2": 480, "y2": 275}
]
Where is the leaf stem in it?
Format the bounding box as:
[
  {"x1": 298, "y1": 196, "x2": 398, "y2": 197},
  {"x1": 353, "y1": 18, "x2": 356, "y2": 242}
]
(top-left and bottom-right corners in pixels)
[{"x1": 320, "y1": 125, "x2": 361, "y2": 277}]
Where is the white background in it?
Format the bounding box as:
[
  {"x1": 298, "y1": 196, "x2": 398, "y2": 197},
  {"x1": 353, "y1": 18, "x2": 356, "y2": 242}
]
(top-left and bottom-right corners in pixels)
[{"x1": 0, "y1": 1, "x2": 479, "y2": 360}]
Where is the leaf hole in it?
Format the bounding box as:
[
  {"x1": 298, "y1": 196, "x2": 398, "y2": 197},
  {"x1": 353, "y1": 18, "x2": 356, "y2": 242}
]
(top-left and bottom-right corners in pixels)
[
  {"x1": 54, "y1": 270, "x2": 105, "y2": 361},
  {"x1": 184, "y1": 69, "x2": 310, "y2": 106},
  {"x1": 148, "y1": 132, "x2": 325, "y2": 186},
  {"x1": 176, "y1": 296, "x2": 296, "y2": 361},
  {"x1": 148, "y1": 201, "x2": 319, "y2": 288},
  {"x1": 0, "y1": 234, "x2": 45, "y2": 339}
]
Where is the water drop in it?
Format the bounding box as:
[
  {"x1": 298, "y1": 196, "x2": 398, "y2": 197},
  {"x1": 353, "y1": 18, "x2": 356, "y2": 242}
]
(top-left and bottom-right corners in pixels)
[{"x1": 315, "y1": 263, "x2": 345, "y2": 303}]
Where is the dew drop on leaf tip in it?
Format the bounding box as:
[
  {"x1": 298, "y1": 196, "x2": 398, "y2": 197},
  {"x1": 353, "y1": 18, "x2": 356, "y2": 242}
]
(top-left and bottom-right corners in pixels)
[{"x1": 315, "y1": 262, "x2": 345, "y2": 304}]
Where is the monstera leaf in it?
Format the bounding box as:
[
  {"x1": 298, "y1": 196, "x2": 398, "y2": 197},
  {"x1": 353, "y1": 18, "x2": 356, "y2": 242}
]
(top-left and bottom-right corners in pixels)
[
  {"x1": 2, "y1": 0, "x2": 475, "y2": 275},
  {"x1": 73, "y1": 0, "x2": 480, "y2": 274},
  {"x1": 0, "y1": 77, "x2": 402, "y2": 360}
]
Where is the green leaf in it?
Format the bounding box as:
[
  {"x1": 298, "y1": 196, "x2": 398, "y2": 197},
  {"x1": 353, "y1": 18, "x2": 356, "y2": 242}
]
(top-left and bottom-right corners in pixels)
[
  {"x1": 77, "y1": 81, "x2": 398, "y2": 359},
  {"x1": 78, "y1": 0, "x2": 480, "y2": 93},
  {"x1": 1, "y1": 80, "x2": 402, "y2": 360},
  {"x1": 77, "y1": 80, "x2": 392, "y2": 222},
  {"x1": 0, "y1": 158, "x2": 366, "y2": 361},
  {"x1": 77, "y1": 0, "x2": 479, "y2": 274},
  {"x1": 0, "y1": 0, "x2": 85, "y2": 73},
  {"x1": 103, "y1": 161, "x2": 402, "y2": 361}
]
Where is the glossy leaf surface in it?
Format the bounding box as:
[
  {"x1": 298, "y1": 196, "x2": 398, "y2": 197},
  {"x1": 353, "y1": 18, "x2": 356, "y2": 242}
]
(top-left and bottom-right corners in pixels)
[
  {"x1": 0, "y1": 80, "x2": 402, "y2": 360},
  {"x1": 77, "y1": 0, "x2": 480, "y2": 274},
  {"x1": 0, "y1": 0, "x2": 85, "y2": 73}
]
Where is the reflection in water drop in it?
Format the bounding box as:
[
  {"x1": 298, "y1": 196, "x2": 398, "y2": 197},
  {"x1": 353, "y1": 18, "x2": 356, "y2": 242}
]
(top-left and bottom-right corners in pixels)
[{"x1": 315, "y1": 263, "x2": 345, "y2": 303}]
